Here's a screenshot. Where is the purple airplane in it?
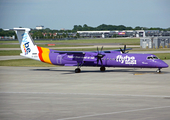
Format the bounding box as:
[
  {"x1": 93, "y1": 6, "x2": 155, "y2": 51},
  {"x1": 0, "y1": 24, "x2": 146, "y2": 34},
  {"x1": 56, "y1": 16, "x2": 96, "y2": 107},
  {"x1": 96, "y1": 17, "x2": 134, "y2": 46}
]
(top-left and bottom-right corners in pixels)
[{"x1": 12, "y1": 28, "x2": 168, "y2": 73}]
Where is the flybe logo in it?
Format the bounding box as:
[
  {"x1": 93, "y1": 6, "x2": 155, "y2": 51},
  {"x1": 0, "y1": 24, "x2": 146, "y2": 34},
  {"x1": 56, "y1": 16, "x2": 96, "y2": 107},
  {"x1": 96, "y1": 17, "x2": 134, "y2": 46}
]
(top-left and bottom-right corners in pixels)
[
  {"x1": 116, "y1": 55, "x2": 136, "y2": 64},
  {"x1": 22, "y1": 33, "x2": 28, "y2": 42},
  {"x1": 23, "y1": 42, "x2": 31, "y2": 55},
  {"x1": 22, "y1": 33, "x2": 31, "y2": 55}
]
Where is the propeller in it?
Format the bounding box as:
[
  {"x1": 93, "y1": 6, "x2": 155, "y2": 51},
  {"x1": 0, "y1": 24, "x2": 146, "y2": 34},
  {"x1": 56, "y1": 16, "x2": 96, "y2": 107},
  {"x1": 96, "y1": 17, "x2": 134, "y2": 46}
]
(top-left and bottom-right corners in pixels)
[
  {"x1": 120, "y1": 45, "x2": 128, "y2": 53},
  {"x1": 96, "y1": 46, "x2": 105, "y2": 66}
]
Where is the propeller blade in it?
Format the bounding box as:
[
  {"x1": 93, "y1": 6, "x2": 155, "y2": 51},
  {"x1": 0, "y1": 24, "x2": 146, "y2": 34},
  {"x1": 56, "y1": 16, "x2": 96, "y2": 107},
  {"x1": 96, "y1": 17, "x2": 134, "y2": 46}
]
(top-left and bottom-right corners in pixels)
[
  {"x1": 124, "y1": 45, "x2": 126, "y2": 53},
  {"x1": 99, "y1": 58, "x2": 103, "y2": 66},
  {"x1": 96, "y1": 46, "x2": 104, "y2": 66},
  {"x1": 100, "y1": 46, "x2": 103, "y2": 53},
  {"x1": 97, "y1": 58, "x2": 99, "y2": 66},
  {"x1": 120, "y1": 48, "x2": 124, "y2": 53},
  {"x1": 97, "y1": 46, "x2": 99, "y2": 53}
]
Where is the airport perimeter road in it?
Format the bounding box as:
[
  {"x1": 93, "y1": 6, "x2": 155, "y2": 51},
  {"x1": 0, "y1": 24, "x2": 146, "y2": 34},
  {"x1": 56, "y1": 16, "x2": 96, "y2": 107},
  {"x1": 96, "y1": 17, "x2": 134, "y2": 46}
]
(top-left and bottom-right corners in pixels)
[
  {"x1": 0, "y1": 61, "x2": 170, "y2": 120},
  {"x1": 0, "y1": 56, "x2": 26, "y2": 60}
]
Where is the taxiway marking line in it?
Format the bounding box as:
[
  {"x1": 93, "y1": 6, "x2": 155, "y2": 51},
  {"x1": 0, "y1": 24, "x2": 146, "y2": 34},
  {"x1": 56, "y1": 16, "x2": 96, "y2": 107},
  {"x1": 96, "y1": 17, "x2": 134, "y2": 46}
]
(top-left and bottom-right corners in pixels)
[
  {"x1": 0, "y1": 92, "x2": 170, "y2": 98},
  {"x1": 57, "y1": 106, "x2": 170, "y2": 120}
]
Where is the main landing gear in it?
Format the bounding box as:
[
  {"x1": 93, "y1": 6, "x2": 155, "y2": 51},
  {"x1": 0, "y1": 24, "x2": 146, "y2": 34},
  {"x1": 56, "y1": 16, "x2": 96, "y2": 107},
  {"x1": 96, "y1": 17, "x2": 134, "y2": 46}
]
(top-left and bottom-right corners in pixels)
[
  {"x1": 75, "y1": 63, "x2": 83, "y2": 73},
  {"x1": 75, "y1": 68, "x2": 81, "y2": 73},
  {"x1": 75, "y1": 66, "x2": 106, "y2": 73},
  {"x1": 100, "y1": 66, "x2": 106, "y2": 72},
  {"x1": 156, "y1": 68, "x2": 161, "y2": 73}
]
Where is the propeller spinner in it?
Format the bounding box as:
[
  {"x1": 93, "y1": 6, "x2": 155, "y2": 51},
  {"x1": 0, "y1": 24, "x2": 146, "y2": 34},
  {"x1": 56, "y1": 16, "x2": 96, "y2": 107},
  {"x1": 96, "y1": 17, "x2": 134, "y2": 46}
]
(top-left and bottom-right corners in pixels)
[{"x1": 96, "y1": 46, "x2": 105, "y2": 66}]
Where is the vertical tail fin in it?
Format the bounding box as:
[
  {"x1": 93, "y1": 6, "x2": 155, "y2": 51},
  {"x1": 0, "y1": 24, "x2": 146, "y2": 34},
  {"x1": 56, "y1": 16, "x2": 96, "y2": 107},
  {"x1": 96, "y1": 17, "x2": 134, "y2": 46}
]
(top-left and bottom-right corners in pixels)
[{"x1": 13, "y1": 28, "x2": 39, "y2": 60}]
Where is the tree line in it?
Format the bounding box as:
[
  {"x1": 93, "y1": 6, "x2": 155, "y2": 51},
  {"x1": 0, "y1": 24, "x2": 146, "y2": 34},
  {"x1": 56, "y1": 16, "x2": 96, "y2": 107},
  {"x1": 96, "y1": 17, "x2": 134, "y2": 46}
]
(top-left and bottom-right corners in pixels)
[
  {"x1": 0, "y1": 24, "x2": 170, "y2": 39},
  {"x1": 0, "y1": 29, "x2": 16, "y2": 37},
  {"x1": 72, "y1": 24, "x2": 170, "y2": 31}
]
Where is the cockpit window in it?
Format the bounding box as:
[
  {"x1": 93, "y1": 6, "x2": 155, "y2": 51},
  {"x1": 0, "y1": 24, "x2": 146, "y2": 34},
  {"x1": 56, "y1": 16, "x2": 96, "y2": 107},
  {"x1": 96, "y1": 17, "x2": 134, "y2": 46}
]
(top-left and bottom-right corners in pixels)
[
  {"x1": 147, "y1": 57, "x2": 153, "y2": 59},
  {"x1": 153, "y1": 56, "x2": 158, "y2": 59},
  {"x1": 147, "y1": 56, "x2": 159, "y2": 60}
]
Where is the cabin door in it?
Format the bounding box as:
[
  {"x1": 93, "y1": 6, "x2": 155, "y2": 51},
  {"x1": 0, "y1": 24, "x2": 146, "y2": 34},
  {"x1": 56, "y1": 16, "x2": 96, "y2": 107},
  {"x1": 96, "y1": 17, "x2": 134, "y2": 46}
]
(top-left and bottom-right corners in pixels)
[{"x1": 57, "y1": 55, "x2": 62, "y2": 64}]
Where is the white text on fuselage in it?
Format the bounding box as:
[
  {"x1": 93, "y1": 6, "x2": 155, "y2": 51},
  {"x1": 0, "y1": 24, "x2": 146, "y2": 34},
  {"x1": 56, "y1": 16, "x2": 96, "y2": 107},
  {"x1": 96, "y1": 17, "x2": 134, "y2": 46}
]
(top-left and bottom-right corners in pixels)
[
  {"x1": 68, "y1": 55, "x2": 95, "y2": 59},
  {"x1": 116, "y1": 55, "x2": 136, "y2": 64}
]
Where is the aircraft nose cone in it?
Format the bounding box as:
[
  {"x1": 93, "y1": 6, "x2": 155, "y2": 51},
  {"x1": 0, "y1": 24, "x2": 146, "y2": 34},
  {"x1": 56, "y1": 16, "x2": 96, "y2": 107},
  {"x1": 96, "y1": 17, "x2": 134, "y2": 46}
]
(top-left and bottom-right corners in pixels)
[
  {"x1": 159, "y1": 61, "x2": 169, "y2": 68},
  {"x1": 163, "y1": 63, "x2": 169, "y2": 68}
]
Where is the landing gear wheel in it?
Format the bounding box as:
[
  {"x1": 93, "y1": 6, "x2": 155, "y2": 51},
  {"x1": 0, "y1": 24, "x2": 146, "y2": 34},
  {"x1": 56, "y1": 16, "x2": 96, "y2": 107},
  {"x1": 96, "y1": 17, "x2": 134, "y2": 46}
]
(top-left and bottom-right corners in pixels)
[
  {"x1": 100, "y1": 66, "x2": 106, "y2": 72},
  {"x1": 156, "y1": 69, "x2": 161, "y2": 73},
  {"x1": 75, "y1": 68, "x2": 81, "y2": 73}
]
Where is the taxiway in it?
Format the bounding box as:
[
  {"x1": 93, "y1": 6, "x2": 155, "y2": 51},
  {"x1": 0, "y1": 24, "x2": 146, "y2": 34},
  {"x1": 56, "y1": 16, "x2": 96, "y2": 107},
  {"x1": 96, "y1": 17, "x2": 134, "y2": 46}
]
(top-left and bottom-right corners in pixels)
[{"x1": 0, "y1": 61, "x2": 170, "y2": 120}]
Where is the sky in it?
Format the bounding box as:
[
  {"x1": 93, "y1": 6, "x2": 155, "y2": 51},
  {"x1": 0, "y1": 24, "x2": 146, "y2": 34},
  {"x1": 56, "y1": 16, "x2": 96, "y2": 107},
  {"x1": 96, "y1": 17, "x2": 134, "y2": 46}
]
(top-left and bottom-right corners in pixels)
[{"x1": 0, "y1": 0, "x2": 170, "y2": 30}]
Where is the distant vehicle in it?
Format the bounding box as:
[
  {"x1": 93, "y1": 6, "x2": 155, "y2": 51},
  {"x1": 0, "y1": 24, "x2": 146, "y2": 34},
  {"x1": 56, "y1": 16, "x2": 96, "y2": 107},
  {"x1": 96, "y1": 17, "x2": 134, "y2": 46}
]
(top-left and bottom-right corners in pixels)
[{"x1": 11, "y1": 28, "x2": 168, "y2": 73}]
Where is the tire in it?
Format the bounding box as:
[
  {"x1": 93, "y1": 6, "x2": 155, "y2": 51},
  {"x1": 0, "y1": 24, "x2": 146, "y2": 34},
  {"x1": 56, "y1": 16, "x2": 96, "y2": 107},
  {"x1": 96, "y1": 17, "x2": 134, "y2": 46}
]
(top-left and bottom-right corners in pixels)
[
  {"x1": 75, "y1": 68, "x2": 81, "y2": 73},
  {"x1": 100, "y1": 66, "x2": 105, "y2": 72},
  {"x1": 156, "y1": 69, "x2": 161, "y2": 73}
]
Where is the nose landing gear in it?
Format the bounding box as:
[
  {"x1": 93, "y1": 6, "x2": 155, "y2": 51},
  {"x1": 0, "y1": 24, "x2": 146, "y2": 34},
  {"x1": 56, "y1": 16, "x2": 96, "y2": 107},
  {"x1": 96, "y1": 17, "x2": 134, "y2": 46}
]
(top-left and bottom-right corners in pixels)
[{"x1": 156, "y1": 68, "x2": 161, "y2": 73}]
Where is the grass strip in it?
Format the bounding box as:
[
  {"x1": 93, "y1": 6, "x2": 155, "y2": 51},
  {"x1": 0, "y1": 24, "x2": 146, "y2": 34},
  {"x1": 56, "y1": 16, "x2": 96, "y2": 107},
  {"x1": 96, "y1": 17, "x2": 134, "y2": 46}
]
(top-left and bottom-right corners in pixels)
[
  {"x1": 0, "y1": 44, "x2": 91, "y2": 48},
  {"x1": 154, "y1": 53, "x2": 170, "y2": 60},
  {"x1": 0, "y1": 59, "x2": 56, "y2": 67},
  {"x1": 0, "y1": 38, "x2": 140, "y2": 45},
  {"x1": 0, "y1": 50, "x2": 21, "y2": 56}
]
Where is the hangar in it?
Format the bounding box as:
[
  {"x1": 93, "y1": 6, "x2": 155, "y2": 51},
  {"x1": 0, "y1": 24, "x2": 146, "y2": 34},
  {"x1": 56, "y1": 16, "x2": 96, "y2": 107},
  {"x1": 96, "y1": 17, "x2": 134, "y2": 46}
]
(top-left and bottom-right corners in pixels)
[
  {"x1": 77, "y1": 30, "x2": 170, "y2": 38},
  {"x1": 140, "y1": 36, "x2": 170, "y2": 49},
  {"x1": 77, "y1": 30, "x2": 134, "y2": 38}
]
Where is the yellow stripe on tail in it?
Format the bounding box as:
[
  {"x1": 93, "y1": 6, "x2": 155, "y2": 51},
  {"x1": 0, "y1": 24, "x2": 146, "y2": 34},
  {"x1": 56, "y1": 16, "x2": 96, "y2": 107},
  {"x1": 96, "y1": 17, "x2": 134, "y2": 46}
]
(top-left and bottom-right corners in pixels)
[{"x1": 41, "y1": 47, "x2": 52, "y2": 64}]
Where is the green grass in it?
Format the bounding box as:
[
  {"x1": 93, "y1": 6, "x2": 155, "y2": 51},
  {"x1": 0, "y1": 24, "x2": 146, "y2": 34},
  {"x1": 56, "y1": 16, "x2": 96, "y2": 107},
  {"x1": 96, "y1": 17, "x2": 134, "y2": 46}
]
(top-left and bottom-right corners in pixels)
[
  {"x1": 0, "y1": 38, "x2": 140, "y2": 45},
  {"x1": 0, "y1": 50, "x2": 21, "y2": 56},
  {"x1": 37, "y1": 44, "x2": 91, "y2": 47},
  {"x1": 154, "y1": 53, "x2": 170, "y2": 60},
  {"x1": 35, "y1": 38, "x2": 140, "y2": 45},
  {"x1": 0, "y1": 44, "x2": 90, "y2": 48},
  {"x1": 0, "y1": 41, "x2": 18, "y2": 43},
  {"x1": 0, "y1": 44, "x2": 20, "y2": 48},
  {"x1": 0, "y1": 59, "x2": 56, "y2": 67},
  {"x1": 131, "y1": 48, "x2": 170, "y2": 51}
]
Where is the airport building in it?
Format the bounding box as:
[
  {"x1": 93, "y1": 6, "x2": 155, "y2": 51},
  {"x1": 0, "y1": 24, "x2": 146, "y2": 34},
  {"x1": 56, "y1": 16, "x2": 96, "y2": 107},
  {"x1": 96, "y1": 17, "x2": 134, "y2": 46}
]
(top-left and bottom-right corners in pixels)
[
  {"x1": 77, "y1": 30, "x2": 134, "y2": 38},
  {"x1": 77, "y1": 30, "x2": 170, "y2": 38},
  {"x1": 36, "y1": 25, "x2": 44, "y2": 30},
  {"x1": 140, "y1": 36, "x2": 170, "y2": 49}
]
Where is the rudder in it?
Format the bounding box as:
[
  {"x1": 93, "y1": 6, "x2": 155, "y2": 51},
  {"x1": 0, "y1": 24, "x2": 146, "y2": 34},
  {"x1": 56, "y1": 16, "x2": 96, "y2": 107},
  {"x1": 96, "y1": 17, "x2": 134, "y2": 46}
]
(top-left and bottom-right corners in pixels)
[{"x1": 13, "y1": 28, "x2": 39, "y2": 60}]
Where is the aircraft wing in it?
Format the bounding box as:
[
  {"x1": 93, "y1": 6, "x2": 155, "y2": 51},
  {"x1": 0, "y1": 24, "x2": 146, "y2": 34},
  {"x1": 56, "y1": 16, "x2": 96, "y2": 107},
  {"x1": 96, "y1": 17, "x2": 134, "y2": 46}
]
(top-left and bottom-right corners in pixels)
[
  {"x1": 111, "y1": 48, "x2": 133, "y2": 51},
  {"x1": 102, "y1": 48, "x2": 132, "y2": 53},
  {"x1": 53, "y1": 48, "x2": 132, "y2": 54}
]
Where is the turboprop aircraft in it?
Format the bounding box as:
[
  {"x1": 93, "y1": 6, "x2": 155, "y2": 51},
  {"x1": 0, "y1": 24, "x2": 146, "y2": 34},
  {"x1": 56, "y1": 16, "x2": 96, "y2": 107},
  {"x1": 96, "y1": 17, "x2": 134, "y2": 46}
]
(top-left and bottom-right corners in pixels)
[{"x1": 11, "y1": 28, "x2": 168, "y2": 73}]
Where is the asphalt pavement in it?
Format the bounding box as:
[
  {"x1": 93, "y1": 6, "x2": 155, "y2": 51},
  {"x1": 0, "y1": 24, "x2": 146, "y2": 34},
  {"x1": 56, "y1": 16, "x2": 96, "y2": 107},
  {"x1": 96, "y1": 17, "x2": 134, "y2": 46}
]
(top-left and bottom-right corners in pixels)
[{"x1": 0, "y1": 61, "x2": 170, "y2": 120}]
